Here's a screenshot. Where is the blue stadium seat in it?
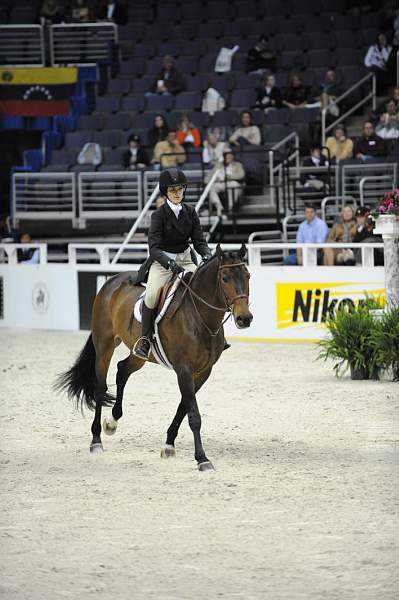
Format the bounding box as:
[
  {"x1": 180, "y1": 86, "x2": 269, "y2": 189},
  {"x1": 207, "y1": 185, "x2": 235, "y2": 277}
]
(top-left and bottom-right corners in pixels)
[
  {"x1": 120, "y1": 96, "x2": 145, "y2": 112},
  {"x1": 145, "y1": 94, "x2": 174, "y2": 112},
  {"x1": 230, "y1": 89, "x2": 257, "y2": 110},
  {"x1": 107, "y1": 79, "x2": 131, "y2": 96},
  {"x1": 174, "y1": 92, "x2": 202, "y2": 112},
  {"x1": 95, "y1": 96, "x2": 120, "y2": 113}
]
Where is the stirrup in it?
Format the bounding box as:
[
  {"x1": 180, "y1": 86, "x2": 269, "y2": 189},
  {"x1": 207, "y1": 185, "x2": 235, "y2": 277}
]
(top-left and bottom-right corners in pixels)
[{"x1": 132, "y1": 336, "x2": 151, "y2": 360}]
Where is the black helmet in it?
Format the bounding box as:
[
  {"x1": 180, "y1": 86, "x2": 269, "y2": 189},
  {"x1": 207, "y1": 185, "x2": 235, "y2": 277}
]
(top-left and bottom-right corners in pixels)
[{"x1": 159, "y1": 168, "x2": 187, "y2": 198}]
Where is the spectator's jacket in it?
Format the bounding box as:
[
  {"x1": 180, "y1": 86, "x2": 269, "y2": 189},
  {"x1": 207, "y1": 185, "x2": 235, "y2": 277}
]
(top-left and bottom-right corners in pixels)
[
  {"x1": 324, "y1": 136, "x2": 354, "y2": 160},
  {"x1": 96, "y1": 2, "x2": 127, "y2": 24},
  {"x1": 229, "y1": 125, "x2": 261, "y2": 145},
  {"x1": 245, "y1": 46, "x2": 277, "y2": 73},
  {"x1": 254, "y1": 85, "x2": 283, "y2": 109},
  {"x1": 283, "y1": 85, "x2": 309, "y2": 105},
  {"x1": 353, "y1": 135, "x2": 387, "y2": 157},
  {"x1": 176, "y1": 127, "x2": 201, "y2": 147},
  {"x1": 152, "y1": 67, "x2": 186, "y2": 95},
  {"x1": 300, "y1": 156, "x2": 328, "y2": 184},
  {"x1": 122, "y1": 147, "x2": 150, "y2": 169},
  {"x1": 135, "y1": 203, "x2": 210, "y2": 283},
  {"x1": 202, "y1": 141, "x2": 229, "y2": 164},
  {"x1": 206, "y1": 160, "x2": 246, "y2": 184},
  {"x1": 147, "y1": 125, "x2": 169, "y2": 148},
  {"x1": 153, "y1": 140, "x2": 186, "y2": 167},
  {"x1": 364, "y1": 44, "x2": 392, "y2": 70},
  {"x1": 327, "y1": 221, "x2": 357, "y2": 243}
]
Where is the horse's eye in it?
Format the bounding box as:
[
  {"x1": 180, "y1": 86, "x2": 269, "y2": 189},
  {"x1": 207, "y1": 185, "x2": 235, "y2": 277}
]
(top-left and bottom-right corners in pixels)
[{"x1": 222, "y1": 275, "x2": 229, "y2": 283}]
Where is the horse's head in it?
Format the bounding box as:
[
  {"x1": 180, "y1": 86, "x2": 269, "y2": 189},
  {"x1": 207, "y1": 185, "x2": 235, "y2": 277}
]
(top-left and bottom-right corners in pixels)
[{"x1": 216, "y1": 243, "x2": 253, "y2": 329}]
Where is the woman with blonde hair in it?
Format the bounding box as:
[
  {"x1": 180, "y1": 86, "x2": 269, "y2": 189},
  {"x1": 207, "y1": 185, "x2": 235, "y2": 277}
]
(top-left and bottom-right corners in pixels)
[
  {"x1": 175, "y1": 114, "x2": 201, "y2": 148},
  {"x1": 324, "y1": 205, "x2": 357, "y2": 266}
]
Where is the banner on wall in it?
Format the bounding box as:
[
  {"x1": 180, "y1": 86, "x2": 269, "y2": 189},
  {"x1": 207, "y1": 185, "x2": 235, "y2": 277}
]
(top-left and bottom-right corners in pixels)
[{"x1": 0, "y1": 67, "x2": 78, "y2": 116}]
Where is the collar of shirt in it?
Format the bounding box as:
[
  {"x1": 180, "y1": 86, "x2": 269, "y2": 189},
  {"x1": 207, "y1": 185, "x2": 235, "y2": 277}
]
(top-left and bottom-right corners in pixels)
[{"x1": 166, "y1": 198, "x2": 183, "y2": 218}]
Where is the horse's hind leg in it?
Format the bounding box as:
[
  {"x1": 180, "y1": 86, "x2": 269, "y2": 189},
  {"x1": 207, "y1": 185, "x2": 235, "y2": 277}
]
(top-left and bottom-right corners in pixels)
[
  {"x1": 103, "y1": 354, "x2": 144, "y2": 436},
  {"x1": 90, "y1": 340, "x2": 114, "y2": 454},
  {"x1": 162, "y1": 368, "x2": 212, "y2": 459}
]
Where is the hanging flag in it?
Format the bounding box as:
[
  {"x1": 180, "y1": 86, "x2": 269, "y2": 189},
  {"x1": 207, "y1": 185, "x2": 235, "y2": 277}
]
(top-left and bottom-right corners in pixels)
[{"x1": 0, "y1": 67, "x2": 78, "y2": 117}]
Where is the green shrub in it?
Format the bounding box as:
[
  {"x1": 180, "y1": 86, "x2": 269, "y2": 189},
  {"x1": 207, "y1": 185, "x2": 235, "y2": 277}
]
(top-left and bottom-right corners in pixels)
[{"x1": 371, "y1": 304, "x2": 399, "y2": 381}]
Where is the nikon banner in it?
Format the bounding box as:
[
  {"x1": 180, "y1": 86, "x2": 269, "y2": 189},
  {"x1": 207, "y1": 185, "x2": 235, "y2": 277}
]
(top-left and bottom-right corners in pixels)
[
  {"x1": 224, "y1": 267, "x2": 385, "y2": 342},
  {"x1": 0, "y1": 67, "x2": 78, "y2": 116}
]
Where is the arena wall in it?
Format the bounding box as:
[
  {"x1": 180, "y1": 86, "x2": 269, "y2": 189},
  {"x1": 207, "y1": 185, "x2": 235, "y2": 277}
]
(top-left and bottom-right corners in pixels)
[{"x1": 0, "y1": 263, "x2": 384, "y2": 341}]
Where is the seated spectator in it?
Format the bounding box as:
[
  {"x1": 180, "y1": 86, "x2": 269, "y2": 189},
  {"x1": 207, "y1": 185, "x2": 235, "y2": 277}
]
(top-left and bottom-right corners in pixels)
[
  {"x1": 150, "y1": 55, "x2": 186, "y2": 96},
  {"x1": 284, "y1": 204, "x2": 329, "y2": 266},
  {"x1": 38, "y1": 0, "x2": 64, "y2": 24},
  {"x1": 152, "y1": 130, "x2": 186, "y2": 168},
  {"x1": 245, "y1": 36, "x2": 277, "y2": 73},
  {"x1": 283, "y1": 74, "x2": 310, "y2": 108},
  {"x1": 324, "y1": 205, "x2": 357, "y2": 266},
  {"x1": 353, "y1": 121, "x2": 387, "y2": 161},
  {"x1": 229, "y1": 111, "x2": 261, "y2": 147},
  {"x1": 375, "y1": 112, "x2": 399, "y2": 139},
  {"x1": 253, "y1": 74, "x2": 283, "y2": 112},
  {"x1": 315, "y1": 68, "x2": 342, "y2": 117},
  {"x1": 300, "y1": 144, "x2": 328, "y2": 190},
  {"x1": 206, "y1": 150, "x2": 245, "y2": 218},
  {"x1": 96, "y1": 0, "x2": 127, "y2": 25},
  {"x1": 122, "y1": 134, "x2": 150, "y2": 170},
  {"x1": 147, "y1": 114, "x2": 169, "y2": 149},
  {"x1": 17, "y1": 233, "x2": 40, "y2": 264},
  {"x1": 364, "y1": 33, "x2": 393, "y2": 94},
  {"x1": 324, "y1": 124, "x2": 353, "y2": 161},
  {"x1": 353, "y1": 205, "x2": 384, "y2": 265},
  {"x1": 176, "y1": 114, "x2": 201, "y2": 148},
  {"x1": 202, "y1": 132, "x2": 229, "y2": 166},
  {"x1": 68, "y1": 0, "x2": 92, "y2": 22}
]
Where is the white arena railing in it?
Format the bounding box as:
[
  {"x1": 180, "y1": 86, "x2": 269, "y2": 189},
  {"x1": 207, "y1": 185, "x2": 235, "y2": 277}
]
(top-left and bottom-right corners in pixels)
[
  {"x1": 77, "y1": 170, "x2": 143, "y2": 227},
  {"x1": 11, "y1": 172, "x2": 77, "y2": 227},
  {"x1": 0, "y1": 25, "x2": 45, "y2": 67},
  {"x1": 340, "y1": 162, "x2": 397, "y2": 200},
  {"x1": 0, "y1": 242, "x2": 383, "y2": 270},
  {"x1": 50, "y1": 23, "x2": 118, "y2": 66}
]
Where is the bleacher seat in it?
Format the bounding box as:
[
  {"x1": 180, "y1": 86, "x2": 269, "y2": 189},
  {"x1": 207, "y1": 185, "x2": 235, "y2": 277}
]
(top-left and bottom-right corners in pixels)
[
  {"x1": 174, "y1": 92, "x2": 202, "y2": 112},
  {"x1": 145, "y1": 94, "x2": 174, "y2": 112},
  {"x1": 120, "y1": 96, "x2": 145, "y2": 112},
  {"x1": 230, "y1": 89, "x2": 256, "y2": 110},
  {"x1": 95, "y1": 96, "x2": 119, "y2": 113}
]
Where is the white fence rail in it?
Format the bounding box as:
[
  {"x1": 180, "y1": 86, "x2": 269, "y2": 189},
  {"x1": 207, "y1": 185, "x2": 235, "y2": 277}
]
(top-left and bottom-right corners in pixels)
[
  {"x1": 12, "y1": 172, "x2": 76, "y2": 227},
  {"x1": 78, "y1": 171, "x2": 142, "y2": 227},
  {"x1": 0, "y1": 25, "x2": 45, "y2": 67},
  {"x1": 50, "y1": 23, "x2": 117, "y2": 66}
]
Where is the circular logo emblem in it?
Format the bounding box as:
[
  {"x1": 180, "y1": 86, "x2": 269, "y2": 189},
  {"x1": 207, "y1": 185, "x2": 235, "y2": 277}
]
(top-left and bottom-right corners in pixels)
[
  {"x1": 32, "y1": 282, "x2": 50, "y2": 314},
  {"x1": 2, "y1": 71, "x2": 13, "y2": 82}
]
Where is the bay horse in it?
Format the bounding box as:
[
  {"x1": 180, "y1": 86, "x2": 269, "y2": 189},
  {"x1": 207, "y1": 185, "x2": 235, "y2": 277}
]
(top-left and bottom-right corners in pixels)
[{"x1": 55, "y1": 244, "x2": 252, "y2": 471}]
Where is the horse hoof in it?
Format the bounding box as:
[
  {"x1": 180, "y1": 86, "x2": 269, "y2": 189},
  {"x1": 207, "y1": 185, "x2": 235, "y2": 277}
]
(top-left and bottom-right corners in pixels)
[
  {"x1": 90, "y1": 443, "x2": 104, "y2": 454},
  {"x1": 161, "y1": 444, "x2": 176, "y2": 458},
  {"x1": 103, "y1": 416, "x2": 117, "y2": 436},
  {"x1": 198, "y1": 461, "x2": 215, "y2": 472}
]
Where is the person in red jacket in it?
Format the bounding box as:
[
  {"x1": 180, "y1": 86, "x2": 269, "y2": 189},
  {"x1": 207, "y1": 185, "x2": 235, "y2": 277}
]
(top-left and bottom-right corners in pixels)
[{"x1": 175, "y1": 114, "x2": 201, "y2": 148}]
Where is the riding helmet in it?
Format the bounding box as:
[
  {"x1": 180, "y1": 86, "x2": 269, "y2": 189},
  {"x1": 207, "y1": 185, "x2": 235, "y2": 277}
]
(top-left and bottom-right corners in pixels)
[{"x1": 159, "y1": 168, "x2": 187, "y2": 198}]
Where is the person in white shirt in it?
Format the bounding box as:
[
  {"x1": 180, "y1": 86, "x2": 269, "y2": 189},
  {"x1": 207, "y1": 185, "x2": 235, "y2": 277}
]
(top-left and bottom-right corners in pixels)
[
  {"x1": 202, "y1": 132, "x2": 229, "y2": 166},
  {"x1": 229, "y1": 111, "x2": 261, "y2": 147},
  {"x1": 364, "y1": 33, "x2": 392, "y2": 93},
  {"x1": 206, "y1": 150, "x2": 246, "y2": 218}
]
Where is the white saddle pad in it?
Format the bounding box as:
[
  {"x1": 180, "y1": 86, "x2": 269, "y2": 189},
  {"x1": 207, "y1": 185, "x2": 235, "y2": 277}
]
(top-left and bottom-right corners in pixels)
[{"x1": 133, "y1": 275, "x2": 182, "y2": 369}]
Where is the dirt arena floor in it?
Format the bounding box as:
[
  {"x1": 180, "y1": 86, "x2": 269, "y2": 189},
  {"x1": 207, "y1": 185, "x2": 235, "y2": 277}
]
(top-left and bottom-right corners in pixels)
[{"x1": 1, "y1": 329, "x2": 398, "y2": 600}]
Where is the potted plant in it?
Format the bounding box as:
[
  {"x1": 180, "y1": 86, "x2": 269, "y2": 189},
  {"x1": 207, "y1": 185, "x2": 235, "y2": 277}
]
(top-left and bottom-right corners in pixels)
[
  {"x1": 372, "y1": 188, "x2": 399, "y2": 237},
  {"x1": 318, "y1": 299, "x2": 382, "y2": 380},
  {"x1": 370, "y1": 304, "x2": 399, "y2": 381}
]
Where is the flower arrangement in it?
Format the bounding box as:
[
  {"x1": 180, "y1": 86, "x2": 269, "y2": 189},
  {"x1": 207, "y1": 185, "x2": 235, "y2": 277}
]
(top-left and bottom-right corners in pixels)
[{"x1": 374, "y1": 188, "x2": 399, "y2": 216}]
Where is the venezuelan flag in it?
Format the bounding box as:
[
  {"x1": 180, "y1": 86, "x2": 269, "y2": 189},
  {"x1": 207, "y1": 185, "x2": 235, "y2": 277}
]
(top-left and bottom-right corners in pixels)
[{"x1": 0, "y1": 67, "x2": 78, "y2": 117}]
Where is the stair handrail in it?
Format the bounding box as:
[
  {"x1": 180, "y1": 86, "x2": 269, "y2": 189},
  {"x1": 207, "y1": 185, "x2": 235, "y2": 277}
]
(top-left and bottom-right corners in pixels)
[
  {"x1": 111, "y1": 184, "x2": 159, "y2": 265},
  {"x1": 194, "y1": 168, "x2": 221, "y2": 214},
  {"x1": 321, "y1": 72, "x2": 376, "y2": 145}
]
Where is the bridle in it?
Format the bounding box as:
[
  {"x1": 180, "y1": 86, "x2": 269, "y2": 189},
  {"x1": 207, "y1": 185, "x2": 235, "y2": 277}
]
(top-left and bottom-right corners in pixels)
[{"x1": 179, "y1": 260, "x2": 249, "y2": 336}]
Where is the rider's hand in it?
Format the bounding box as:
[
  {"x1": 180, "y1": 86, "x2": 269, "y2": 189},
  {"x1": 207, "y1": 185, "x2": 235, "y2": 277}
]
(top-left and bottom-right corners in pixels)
[{"x1": 168, "y1": 260, "x2": 184, "y2": 275}]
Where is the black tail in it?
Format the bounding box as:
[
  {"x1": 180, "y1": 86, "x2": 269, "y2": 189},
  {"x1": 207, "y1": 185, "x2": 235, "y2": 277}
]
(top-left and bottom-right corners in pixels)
[{"x1": 54, "y1": 334, "x2": 114, "y2": 412}]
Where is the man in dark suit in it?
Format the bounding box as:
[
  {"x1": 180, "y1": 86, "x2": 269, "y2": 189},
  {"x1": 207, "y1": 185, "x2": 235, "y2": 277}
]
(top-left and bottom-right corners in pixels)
[{"x1": 133, "y1": 168, "x2": 212, "y2": 360}]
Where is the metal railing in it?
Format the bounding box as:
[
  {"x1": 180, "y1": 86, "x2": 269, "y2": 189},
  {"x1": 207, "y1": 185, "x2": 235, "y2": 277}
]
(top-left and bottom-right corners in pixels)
[
  {"x1": 359, "y1": 175, "x2": 395, "y2": 207},
  {"x1": 77, "y1": 170, "x2": 142, "y2": 227},
  {"x1": 268, "y1": 132, "x2": 300, "y2": 215},
  {"x1": 0, "y1": 243, "x2": 47, "y2": 265},
  {"x1": 321, "y1": 72, "x2": 376, "y2": 145},
  {"x1": 341, "y1": 162, "x2": 397, "y2": 201},
  {"x1": 0, "y1": 25, "x2": 45, "y2": 67},
  {"x1": 50, "y1": 23, "x2": 117, "y2": 66},
  {"x1": 321, "y1": 196, "x2": 356, "y2": 223},
  {"x1": 11, "y1": 172, "x2": 76, "y2": 227}
]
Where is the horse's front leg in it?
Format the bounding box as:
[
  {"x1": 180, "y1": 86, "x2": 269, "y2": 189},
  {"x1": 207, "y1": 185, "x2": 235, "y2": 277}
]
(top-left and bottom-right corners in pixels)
[
  {"x1": 162, "y1": 368, "x2": 212, "y2": 459},
  {"x1": 176, "y1": 367, "x2": 214, "y2": 472}
]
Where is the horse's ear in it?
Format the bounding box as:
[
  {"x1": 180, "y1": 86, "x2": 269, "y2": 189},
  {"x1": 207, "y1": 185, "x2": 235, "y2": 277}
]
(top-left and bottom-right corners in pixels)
[
  {"x1": 215, "y1": 244, "x2": 223, "y2": 259},
  {"x1": 239, "y1": 243, "x2": 247, "y2": 260}
]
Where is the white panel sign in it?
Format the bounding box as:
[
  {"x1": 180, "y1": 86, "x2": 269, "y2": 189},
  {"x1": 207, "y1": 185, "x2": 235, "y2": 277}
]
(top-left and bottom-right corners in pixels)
[{"x1": 0, "y1": 265, "x2": 79, "y2": 330}]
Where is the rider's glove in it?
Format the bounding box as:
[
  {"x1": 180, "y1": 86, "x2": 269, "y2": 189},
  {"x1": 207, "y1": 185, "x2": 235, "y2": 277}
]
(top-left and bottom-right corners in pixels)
[{"x1": 168, "y1": 260, "x2": 184, "y2": 275}]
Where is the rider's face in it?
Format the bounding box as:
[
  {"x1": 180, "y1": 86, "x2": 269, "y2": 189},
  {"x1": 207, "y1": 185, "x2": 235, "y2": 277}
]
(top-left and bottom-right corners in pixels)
[{"x1": 167, "y1": 185, "x2": 184, "y2": 204}]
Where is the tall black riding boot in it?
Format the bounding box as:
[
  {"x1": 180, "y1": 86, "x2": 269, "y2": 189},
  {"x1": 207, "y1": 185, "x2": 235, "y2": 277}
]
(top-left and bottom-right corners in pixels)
[{"x1": 132, "y1": 303, "x2": 154, "y2": 360}]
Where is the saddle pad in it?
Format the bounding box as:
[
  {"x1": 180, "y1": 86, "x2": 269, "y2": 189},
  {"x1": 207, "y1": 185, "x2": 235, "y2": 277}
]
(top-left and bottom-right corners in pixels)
[{"x1": 133, "y1": 275, "x2": 182, "y2": 369}]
